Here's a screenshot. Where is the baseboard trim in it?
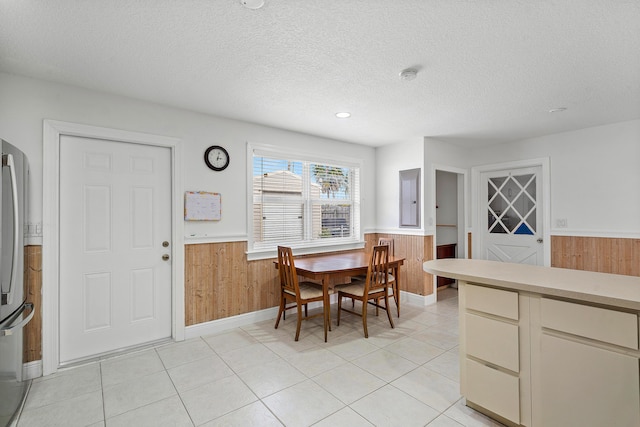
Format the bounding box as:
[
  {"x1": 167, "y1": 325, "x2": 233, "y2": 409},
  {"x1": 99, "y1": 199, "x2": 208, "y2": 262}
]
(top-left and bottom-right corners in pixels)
[
  {"x1": 402, "y1": 290, "x2": 437, "y2": 306},
  {"x1": 23, "y1": 360, "x2": 42, "y2": 380}
]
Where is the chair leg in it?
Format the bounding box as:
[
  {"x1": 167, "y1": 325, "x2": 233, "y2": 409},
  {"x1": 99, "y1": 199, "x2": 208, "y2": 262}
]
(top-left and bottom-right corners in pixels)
[
  {"x1": 274, "y1": 295, "x2": 285, "y2": 329},
  {"x1": 362, "y1": 299, "x2": 369, "y2": 338},
  {"x1": 384, "y1": 292, "x2": 395, "y2": 329},
  {"x1": 295, "y1": 304, "x2": 303, "y2": 341},
  {"x1": 394, "y1": 283, "x2": 400, "y2": 317},
  {"x1": 304, "y1": 303, "x2": 308, "y2": 317},
  {"x1": 337, "y1": 294, "x2": 342, "y2": 326}
]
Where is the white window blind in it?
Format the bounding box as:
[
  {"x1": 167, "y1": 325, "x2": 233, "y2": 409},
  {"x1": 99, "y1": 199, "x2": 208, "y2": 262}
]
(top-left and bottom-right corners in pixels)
[{"x1": 250, "y1": 149, "x2": 360, "y2": 250}]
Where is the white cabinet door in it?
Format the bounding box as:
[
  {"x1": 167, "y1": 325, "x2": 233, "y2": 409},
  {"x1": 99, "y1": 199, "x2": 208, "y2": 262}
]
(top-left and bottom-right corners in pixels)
[{"x1": 540, "y1": 334, "x2": 640, "y2": 427}]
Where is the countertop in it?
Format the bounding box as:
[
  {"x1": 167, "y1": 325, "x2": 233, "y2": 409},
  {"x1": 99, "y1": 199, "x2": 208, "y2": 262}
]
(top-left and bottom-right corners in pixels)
[{"x1": 423, "y1": 259, "x2": 640, "y2": 311}]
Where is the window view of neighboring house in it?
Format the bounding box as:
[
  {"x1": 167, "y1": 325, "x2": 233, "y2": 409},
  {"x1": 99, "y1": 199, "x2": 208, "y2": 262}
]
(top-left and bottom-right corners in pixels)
[{"x1": 251, "y1": 153, "x2": 360, "y2": 250}]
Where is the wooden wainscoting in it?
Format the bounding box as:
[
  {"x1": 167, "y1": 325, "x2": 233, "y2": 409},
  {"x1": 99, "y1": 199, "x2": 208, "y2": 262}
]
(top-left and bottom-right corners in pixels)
[
  {"x1": 24, "y1": 245, "x2": 42, "y2": 363},
  {"x1": 551, "y1": 236, "x2": 640, "y2": 276},
  {"x1": 376, "y1": 234, "x2": 434, "y2": 296},
  {"x1": 185, "y1": 241, "x2": 280, "y2": 326}
]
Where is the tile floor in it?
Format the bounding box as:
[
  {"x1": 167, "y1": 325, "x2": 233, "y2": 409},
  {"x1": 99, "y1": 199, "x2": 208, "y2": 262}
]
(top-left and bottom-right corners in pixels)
[{"x1": 17, "y1": 288, "x2": 505, "y2": 427}]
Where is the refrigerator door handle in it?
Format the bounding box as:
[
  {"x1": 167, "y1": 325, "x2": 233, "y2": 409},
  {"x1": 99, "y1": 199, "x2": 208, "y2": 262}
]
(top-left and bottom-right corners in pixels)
[
  {"x1": 0, "y1": 303, "x2": 34, "y2": 337},
  {"x1": 1, "y1": 153, "x2": 20, "y2": 306}
]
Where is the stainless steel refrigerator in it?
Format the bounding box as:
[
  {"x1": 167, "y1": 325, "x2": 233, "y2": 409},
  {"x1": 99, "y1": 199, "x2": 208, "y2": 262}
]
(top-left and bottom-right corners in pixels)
[{"x1": 0, "y1": 140, "x2": 33, "y2": 426}]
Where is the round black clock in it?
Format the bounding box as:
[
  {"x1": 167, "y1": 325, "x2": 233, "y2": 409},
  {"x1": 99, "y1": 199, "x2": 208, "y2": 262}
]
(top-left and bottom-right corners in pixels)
[{"x1": 204, "y1": 145, "x2": 230, "y2": 171}]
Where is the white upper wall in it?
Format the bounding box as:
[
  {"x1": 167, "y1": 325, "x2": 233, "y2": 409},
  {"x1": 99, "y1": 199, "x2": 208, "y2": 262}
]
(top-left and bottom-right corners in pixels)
[
  {"x1": 0, "y1": 72, "x2": 377, "y2": 240},
  {"x1": 375, "y1": 139, "x2": 424, "y2": 233},
  {"x1": 468, "y1": 119, "x2": 640, "y2": 237}
]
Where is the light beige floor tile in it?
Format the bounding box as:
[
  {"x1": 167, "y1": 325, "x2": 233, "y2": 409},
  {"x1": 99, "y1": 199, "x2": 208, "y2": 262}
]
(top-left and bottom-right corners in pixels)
[
  {"x1": 203, "y1": 328, "x2": 259, "y2": 354},
  {"x1": 167, "y1": 354, "x2": 235, "y2": 393},
  {"x1": 352, "y1": 349, "x2": 418, "y2": 382},
  {"x1": 180, "y1": 375, "x2": 257, "y2": 425},
  {"x1": 156, "y1": 338, "x2": 216, "y2": 369},
  {"x1": 444, "y1": 399, "x2": 506, "y2": 427},
  {"x1": 18, "y1": 390, "x2": 103, "y2": 427},
  {"x1": 263, "y1": 334, "x2": 320, "y2": 358},
  {"x1": 409, "y1": 310, "x2": 450, "y2": 327},
  {"x1": 412, "y1": 328, "x2": 459, "y2": 351},
  {"x1": 262, "y1": 379, "x2": 344, "y2": 427},
  {"x1": 384, "y1": 337, "x2": 446, "y2": 365},
  {"x1": 425, "y1": 348, "x2": 460, "y2": 383},
  {"x1": 325, "y1": 332, "x2": 380, "y2": 360},
  {"x1": 23, "y1": 364, "x2": 101, "y2": 410},
  {"x1": 105, "y1": 395, "x2": 192, "y2": 427},
  {"x1": 219, "y1": 342, "x2": 281, "y2": 373},
  {"x1": 101, "y1": 349, "x2": 165, "y2": 388},
  {"x1": 241, "y1": 320, "x2": 288, "y2": 342},
  {"x1": 313, "y1": 363, "x2": 385, "y2": 404},
  {"x1": 201, "y1": 401, "x2": 283, "y2": 427},
  {"x1": 236, "y1": 357, "x2": 307, "y2": 398},
  {"x1": 359, "y1": 323, "x2": 408, "y2": 348},
  {"x1": 313, "y1": 407, "x2": 375, "y2": 427},
  {"x1": 424, "y1": 301, "x2": 460, "y2": 317},
  {"x1": 426, "y1": 414, "x2": 465, "y2": 426},
  {"x1": 285, "y1": 347, "x2": 347, "y2": 377},
  {"x1": 103, "y1": 371, "x2": 176, "y2": 418},
  {"x1": 350, "y1": 384, "x2": 440, "y2": 427},
  {"x1": 392, "y1": 366, "x2": 461, "y2": 412}
]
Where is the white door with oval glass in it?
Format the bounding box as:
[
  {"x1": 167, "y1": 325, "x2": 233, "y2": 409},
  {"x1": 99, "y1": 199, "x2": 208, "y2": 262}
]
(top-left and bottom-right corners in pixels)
[{"x1": 59, "y1": 135, "x2": 172, "y2": 363}]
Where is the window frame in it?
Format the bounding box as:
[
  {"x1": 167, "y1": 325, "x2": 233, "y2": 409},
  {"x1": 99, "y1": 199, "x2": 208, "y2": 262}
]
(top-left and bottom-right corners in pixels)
[{"x1": 246, "y1": 143, "x2": 364, "y2": 260}]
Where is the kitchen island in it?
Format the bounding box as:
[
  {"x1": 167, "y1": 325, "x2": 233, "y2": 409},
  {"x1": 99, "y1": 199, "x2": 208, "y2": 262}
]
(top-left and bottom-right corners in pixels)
[{"x1": 423, "y1": 258, "x2": 640, "y2": 427}]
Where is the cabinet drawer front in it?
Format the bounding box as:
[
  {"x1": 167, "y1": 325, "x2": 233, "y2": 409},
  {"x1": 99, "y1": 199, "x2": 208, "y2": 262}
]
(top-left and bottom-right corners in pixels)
[
  {"x1": 466, "y1": 313, "x2": 519, "y2": 372},
  {"x1": 466, "y1": 358, "x2": 520, "y2": 424},
  {"x1": 466, "y1": 284, "x2": 518, "y2": 320},
  {"x1": 541, "y1": 298, "x2": 638, "y2": 349}
]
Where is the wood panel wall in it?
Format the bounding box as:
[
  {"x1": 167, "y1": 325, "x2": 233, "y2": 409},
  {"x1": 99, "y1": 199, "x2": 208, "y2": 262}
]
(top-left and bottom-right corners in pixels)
[
  {"x1": 185, "y1": 241, "x2": 280, "y2": 326},
  {"x1": 185, "y1": 233, "x2": 437, "y2": 325},
  {"x1": 24, "y1": 245, "x2": 42, "y2": 363},
  {"x1": 551, "y1": 236, "x2": 640, "y2": 277}
]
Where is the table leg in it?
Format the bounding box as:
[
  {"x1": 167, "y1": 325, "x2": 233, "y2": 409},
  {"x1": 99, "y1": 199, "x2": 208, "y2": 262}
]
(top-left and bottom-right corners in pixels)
[
  {"x1": 395, "y1": 265, "x2": 401, "y2": 317},
  {"x1": 323, "y1": 274, "x2": 330, "y2": 342}
]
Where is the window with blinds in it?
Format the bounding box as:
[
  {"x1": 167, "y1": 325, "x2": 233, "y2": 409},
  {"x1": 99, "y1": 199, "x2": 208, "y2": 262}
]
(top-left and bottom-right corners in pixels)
[{"x1": 250, "y1": 149, "x2": 360, "y2": 250}]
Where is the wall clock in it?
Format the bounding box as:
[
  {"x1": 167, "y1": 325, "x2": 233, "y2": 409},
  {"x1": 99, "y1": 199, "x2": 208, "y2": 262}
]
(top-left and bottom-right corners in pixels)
[{"x1": 204, "y1": 145, "x2": 230, "y2": 171}]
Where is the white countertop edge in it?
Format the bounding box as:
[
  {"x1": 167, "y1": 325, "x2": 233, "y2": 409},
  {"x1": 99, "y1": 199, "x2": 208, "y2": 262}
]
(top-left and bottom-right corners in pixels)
[{"x1": 424, "y1": 259, "x2": 640, "y2": 311}]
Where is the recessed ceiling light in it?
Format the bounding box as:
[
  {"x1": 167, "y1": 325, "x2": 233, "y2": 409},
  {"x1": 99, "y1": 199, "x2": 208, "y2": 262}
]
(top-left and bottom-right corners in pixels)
[
  {"x1": 549, "y1": 107, "x2": 567, "y2": 113},
  {"x1": 335, "y1": 112, "x2": 351, "y2": 118},
  {"x1": 240, "y1": 0, "x2": 264, "y2": 10}
]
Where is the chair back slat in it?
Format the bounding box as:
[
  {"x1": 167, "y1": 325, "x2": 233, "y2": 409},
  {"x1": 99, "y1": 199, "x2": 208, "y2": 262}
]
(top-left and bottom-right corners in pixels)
[
  {"x1": 377, "y1": 237, "x2": 394, "y2": 256},
  {"x1": 366, "y1": 245, "x2": 389, "y2": 293},
  {"x1": 277, "y1": 246, "x2": 299, "y2": 298}
]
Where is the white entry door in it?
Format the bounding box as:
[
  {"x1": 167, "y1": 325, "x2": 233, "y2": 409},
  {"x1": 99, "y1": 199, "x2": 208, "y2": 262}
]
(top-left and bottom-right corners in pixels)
[
  {"x1": 59, "y1": 135, "x2": 172, "y2": 363},
  {"x1": 480, "y1": 166, "x2": 544, "y2": 265}
]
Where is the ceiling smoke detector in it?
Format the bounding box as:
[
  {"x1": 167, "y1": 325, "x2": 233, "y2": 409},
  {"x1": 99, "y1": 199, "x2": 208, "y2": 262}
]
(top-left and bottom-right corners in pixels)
[
  {"x1": 240, "y1": 0, "x2": 264, "y2": 10},
  {"x1": 399, "y1": 68, "x2": 418, "y2": 81}
]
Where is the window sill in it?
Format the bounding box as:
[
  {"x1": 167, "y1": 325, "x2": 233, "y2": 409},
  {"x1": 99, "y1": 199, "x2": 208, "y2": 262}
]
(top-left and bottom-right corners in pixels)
[{"x1": 246, "y1": 240, "x2": 365, "y2": 261}]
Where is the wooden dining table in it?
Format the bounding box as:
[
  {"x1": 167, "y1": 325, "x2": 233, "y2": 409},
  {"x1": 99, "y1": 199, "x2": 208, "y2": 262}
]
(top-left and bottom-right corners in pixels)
[{"x1": 290, "y1": 250, "x2": 405, "y2": 342}]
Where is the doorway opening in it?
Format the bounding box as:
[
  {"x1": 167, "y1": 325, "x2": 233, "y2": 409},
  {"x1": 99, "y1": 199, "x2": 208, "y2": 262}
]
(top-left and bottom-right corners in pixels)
[{"x1": 434, "y1": 167, "x2": 466, "y2": 301}]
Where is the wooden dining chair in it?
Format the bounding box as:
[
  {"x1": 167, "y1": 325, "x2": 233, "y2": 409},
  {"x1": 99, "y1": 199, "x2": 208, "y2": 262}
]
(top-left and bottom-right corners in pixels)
[
  {"x1": 377, "y1": 237, "x2": 399, "y2": 317},
  {"x1": 274, "y1": 246, "x2": 327, "y2": 341},
  {"x1": 336, "y1": 245, "x2": 395, "y2": 338}
]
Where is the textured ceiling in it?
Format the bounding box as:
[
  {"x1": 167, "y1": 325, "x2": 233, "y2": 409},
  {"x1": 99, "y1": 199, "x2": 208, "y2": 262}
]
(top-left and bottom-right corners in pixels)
[{"x1": 1, "y1": 0, "x2": 639, "y2": 147}]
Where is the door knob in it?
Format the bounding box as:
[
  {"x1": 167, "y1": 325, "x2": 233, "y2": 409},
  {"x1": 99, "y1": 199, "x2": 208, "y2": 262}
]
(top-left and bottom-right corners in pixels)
[
  {"x1": 162, "y1": 241, "x2": 169, "y2": 247},
  {"x1": 162, "y1": 254, "x2": 170, "y2": 261},
  {"x1": 537, "y1": 238, "x2": 543, "y2": 243}
]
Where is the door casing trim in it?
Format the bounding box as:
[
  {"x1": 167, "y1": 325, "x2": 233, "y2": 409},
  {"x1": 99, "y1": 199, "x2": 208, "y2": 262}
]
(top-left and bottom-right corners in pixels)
[
  {"x1": 471, "y1": 157, "x2": 551, "y2": 267},
  {"x1": 42, "y1": 120, "x2": 184, "y2": 376}
]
